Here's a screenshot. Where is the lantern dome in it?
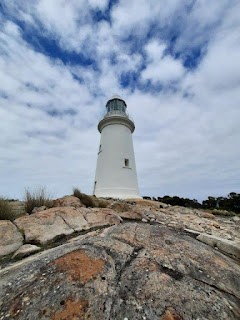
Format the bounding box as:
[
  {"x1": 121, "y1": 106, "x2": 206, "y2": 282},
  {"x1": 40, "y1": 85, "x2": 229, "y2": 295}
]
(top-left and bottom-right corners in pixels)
[{"x1": 106, "y1": 94, "x2": 127, "y2": 113}]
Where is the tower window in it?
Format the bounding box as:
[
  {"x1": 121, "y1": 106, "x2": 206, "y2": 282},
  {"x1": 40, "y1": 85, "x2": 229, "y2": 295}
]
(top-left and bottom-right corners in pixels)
[{"x1": 124, "y1": 158, "x2": 129, "y2": 167}]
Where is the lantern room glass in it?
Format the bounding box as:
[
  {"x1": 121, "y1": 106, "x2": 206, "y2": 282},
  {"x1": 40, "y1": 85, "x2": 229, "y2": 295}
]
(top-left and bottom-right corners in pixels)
[{"x1": 106, "y1": 99, "x2": 126, "y2": 113}]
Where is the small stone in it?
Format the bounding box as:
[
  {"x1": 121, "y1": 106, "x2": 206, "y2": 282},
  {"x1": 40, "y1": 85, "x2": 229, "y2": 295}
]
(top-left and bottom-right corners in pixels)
[
  {"x1": 142, "y1": 219, "x2": 148, "y2": 223},
  {"x1": 12, "y1": 245, "x2": 41, "y2": 259}
]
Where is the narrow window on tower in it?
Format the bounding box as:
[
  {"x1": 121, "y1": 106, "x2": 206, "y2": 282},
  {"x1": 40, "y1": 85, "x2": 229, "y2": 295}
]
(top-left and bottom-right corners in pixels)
[{"x1": 124, "y1": 158, "x2": 129, "y2": 167}]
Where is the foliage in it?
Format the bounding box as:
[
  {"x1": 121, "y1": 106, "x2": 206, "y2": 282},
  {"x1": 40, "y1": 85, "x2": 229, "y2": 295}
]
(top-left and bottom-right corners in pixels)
[
  {"x1": 25, "y1": 187, "x2": 53, "y2": 214},
  {"x1": 73, "y1": 188, "x2": 96, "y2": 207},
  {"x1": 0, "y1": 197, "x2": 15, "y2": 220},
  {"x1": 144, "y1": 192, "x2": 240, "y2": 214},
  {"x1": 157, "y1": 196, "x2": 202, "y2": 209},
  {"x1": 98, "y1": 201, "x2": 108, "y2": 208},
  {"x1": 202, "y1": 193, "x2": 240, "y2": 213}
]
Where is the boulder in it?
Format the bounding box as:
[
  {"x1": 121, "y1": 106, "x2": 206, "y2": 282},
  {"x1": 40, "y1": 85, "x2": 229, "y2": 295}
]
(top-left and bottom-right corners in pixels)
[
  {"x1": 111, "y1": 202, "x2": 132, "y2": 213},
  {"x1": 0, "y1": 223, "x2": 239, "y2": 319},
  {"x1": 12, "y1": 244, "x2": 41, "y2": 259},
  {"x1": 117, "y1": 210, "x2": 144, "y2": 220},
  {"x1": 32, "y1": 206, "x2": 47, "y2": 214},
  {"x1": 0, "y1": 221, "x2": 23, "y2": 257},
  {"x1": 14, "y1": 210, "x2": 74, "y2": 245},
  {"x1": 232, "y1": 216, "x2": 240, "y2": 224},
  {"x1": 197, "y1": 211, "x2": 216, "y2": 220},
  {"x1": 85, "y1": 208, "x2": 122, "y2": 228},
  {"x1": 197, "y1": 233, "x2": 240, "y2": 260},
  {"x1": 56, "y1": 207, "x2": 89, "y2": 232},
  {"x1": 53, "y1": 196, "x2": 85, "y2": 208}
]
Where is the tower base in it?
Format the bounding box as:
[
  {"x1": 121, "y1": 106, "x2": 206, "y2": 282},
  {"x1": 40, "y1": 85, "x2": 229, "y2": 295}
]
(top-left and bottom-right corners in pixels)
[{"x1": 94, "y1": 188, "x2": 142, "y2": 200}]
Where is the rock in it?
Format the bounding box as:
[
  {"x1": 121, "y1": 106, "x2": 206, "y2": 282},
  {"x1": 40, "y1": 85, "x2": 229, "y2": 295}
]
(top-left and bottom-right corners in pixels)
[
  {"x1": 0, "y1": 221, "x2": 23, "y2": 257},
  {"x1": 85, "y1": 208, "x2": 122, "y2": 227},
  {"x1": 160, "y1": 307, "x2": 183, "y2": 320},
  {"x1": 0, "y1": 223, "x2": 239, "y2": 319},
  {"x1": 111, "y1": 202, "x2": 132, "y2": 213},
  {"x1": 197, "y1": 233, "x2": 240, "y2": 260},
  {"x1": 117, "y1": 209, "x2": 144, "y2": 220},
  {"x1": 56, "y1": 207, "x2": 89, "y2": 232},
  {"x1": 53, "y1": 195, "x2": 85, "y2": 208},
  {"x1": 184, "y1": 228, "x2": 201, "y2": 236},
  {"x1": 232, "y1": 216, "x2": 240, "y2": 224},
  {"x1": 14, "y1": 210, "x2": 74, "y2": 245},
  {"x1": 32, "y1": 206, "x2": 47, "y2": 214},
  {"x1": 12, "y1": 245, "x2": 41, "y2": 259},
  {"x1": 198, "y1": 212, "x2": 216, "y2": 220}
]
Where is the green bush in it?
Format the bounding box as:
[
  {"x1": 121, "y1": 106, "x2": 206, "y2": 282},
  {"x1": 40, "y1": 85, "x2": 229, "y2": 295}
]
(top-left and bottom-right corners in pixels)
[
  {"x1": 73, "y1": 188, "x2": 96, "y2": 208},
  {"x1": 25, "y1": 187, "x2": 53, "y2": 214},
  {"x1": 0, "y1": 198, "x2": 15, "y2": 220}
]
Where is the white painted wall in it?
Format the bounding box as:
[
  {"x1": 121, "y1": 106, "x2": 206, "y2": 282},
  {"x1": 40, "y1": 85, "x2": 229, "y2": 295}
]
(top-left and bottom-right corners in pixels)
[{"x1": 94, "y1": 118, "x2": 141, "y2": 199}]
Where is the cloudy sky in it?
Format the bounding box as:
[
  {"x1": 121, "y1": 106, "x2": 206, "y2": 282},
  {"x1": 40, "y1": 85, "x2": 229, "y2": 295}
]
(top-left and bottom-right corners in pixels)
[{"x1": 0, "y1": 0, "x2": 239, "y2": 201}]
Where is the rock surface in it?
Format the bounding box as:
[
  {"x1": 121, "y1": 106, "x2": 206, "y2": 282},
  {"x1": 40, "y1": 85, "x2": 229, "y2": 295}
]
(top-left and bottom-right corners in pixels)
[
  {"x1": 32, "y1": 206, "x2": 47, "y2": 214},
  {"x1": 12, "y1": 244, "x2": 41, "y2": 259},
  {"x1": 14, "y1": 210, "x2": 74, "y2": 245},
  {"x1": 53, "y1": 195, "x2": 85, "y2": 208},
  {"x1": 0, "y1": 221, "x2": 23, "y2": 257},
  {"x1": 12, "y1": 207, "x2": 123, "y2": 246},
  {"x1": 0, "y1": 223, "x2": 239, "y2": 320},
  {"x1": 197, "y1": 233, "x2": 240, "y2": 260},
  {"x1": 0, "y1": 198, "x2": 240, "y2": 319}
]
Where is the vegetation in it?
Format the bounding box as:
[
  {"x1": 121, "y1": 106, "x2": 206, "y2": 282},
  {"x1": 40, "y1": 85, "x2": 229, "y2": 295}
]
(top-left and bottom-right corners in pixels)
[
  {"x1": 98, "y1": 201, "x2": 108, "y2": 208},
  {"x1": 25, "y1": 187, "x2": 53, "y2": 214},
  {"x1": 144, "y1": 192, "x2": 240, "y2": 214},
  {"x1": 0, "y1": 197, "x2": 15, "y2": 221},
  {"x1": 73, "y1": 188, "x2": 96, "y2": 207}
]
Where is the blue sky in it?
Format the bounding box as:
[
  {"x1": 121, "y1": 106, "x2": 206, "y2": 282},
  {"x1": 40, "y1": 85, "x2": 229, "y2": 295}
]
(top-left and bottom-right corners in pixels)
[{"x1": 0, "y1": 0, "x2": 239, "y2": 201}]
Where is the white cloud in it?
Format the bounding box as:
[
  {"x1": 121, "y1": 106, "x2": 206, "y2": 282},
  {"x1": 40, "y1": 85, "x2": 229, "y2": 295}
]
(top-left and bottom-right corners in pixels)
[{"x1": 141, "y1": 40, "x2": 185, "y2": 83}]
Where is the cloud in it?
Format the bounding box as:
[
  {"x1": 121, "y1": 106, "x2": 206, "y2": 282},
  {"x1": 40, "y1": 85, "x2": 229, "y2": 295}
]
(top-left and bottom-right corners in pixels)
[
  {"x1": 141, "y1": 40, "x2": 185, "y2": 84},
  {"x1": 0, "y1": 0, "x2": 239, "y2": 201}
]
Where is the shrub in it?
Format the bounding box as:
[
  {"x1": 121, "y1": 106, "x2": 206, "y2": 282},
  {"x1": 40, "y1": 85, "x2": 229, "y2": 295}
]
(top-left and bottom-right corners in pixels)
[
  {"x1": 0, "y1": 197, "x2": 15, "y2": 220},
  {"x1": 98, "y1": 201, "x2": 108, "y2": 208},
  {"x1": 73, "y1": 188, "x2": 82, "y2": 199},
  {"x1": 25, "y1": 187, "x2": 53, "y2": 214},
  {"x1": 73, "y1": 188, "x2": 96, "y2": 208}
]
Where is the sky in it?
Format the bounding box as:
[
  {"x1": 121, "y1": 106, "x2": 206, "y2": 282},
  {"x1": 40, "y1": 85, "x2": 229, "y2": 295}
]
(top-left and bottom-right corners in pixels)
[{"x1": 0, "y1": 0, "x2": 239, "y2": 201}]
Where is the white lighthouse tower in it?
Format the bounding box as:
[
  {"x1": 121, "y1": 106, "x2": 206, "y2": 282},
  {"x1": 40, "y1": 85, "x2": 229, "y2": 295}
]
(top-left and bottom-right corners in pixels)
[{"x1": 93, "y1": 95, "x2": 141, "y2": 199}]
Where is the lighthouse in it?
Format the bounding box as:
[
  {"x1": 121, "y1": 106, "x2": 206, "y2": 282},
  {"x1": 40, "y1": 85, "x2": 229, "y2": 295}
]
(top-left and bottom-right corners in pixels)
[{"x1": 93, "y1": 95, "x2": 141, "y2": 199}]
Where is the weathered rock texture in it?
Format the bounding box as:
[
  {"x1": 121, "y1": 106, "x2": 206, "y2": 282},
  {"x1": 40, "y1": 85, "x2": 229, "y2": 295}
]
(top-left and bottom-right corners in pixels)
[
  {"x1": 0, "y1": 223, "x2": 239, "y2": 320},
  {"x1": 0, "y1": 199, "x2": 240, "y2": 319},
  {"x1": 0, "y1": 221, "x2": 23, "y2": 257},
  {"x1": 53, "y1": 195, "x2": 85, "y2": 208},
  {"x1": 12, "y1": 244, "x2": 41, "y2": 259},
  {"x1": 14, "y1": 209, "x2": 74, "y2": 245}
]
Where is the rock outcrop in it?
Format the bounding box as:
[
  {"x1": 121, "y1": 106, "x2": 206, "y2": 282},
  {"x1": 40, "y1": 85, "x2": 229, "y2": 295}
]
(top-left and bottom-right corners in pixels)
[
  {"x1": 14, "y1": 209, "x2": 75, "y2": 245},
  {"x1": 0, "y1": 221, "x2": 23, "y2": 257},
  {"x1": 53, "y1": 195, "x2": 85, "y2": 208},
  {"x1": 197, "y1": 233, "x2": 240, "y2": 260},
  {"x1": 0, "y1": 223, "x2": 239, "y2": 319},
  {"x1": 0, "y1": 198, "x2": 240, "y2": 319}
]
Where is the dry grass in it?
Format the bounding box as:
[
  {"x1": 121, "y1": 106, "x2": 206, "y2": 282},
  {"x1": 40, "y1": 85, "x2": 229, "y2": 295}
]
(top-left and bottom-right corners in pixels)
[
  {"x1": 73, "y1": 188, "x2": 97, "y2": 208},
  {"x1": 25, "y1": 187, "x2": 53, "y2": 214},
  {"x1": 0, "y1": 197, "x2": 15, "y2": 221}
]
